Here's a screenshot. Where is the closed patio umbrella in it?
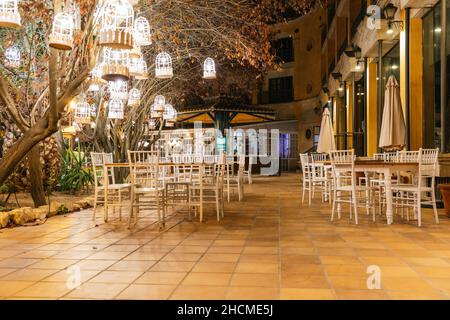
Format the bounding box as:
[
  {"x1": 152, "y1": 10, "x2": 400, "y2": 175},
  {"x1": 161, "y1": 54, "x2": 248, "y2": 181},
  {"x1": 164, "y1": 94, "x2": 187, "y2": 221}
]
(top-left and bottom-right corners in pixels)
[
  {"x1": 317, "y1": 107, "x2": 336, "y2": 153},
  {"x1": 379, "y1": 75, "x2": 406, "y2": 151}
]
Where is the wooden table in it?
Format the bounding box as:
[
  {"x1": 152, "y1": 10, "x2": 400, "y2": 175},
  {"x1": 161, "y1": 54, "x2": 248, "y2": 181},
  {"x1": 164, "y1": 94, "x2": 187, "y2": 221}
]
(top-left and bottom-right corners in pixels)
[{"x1": 333, "y1": 160, "x2": 420, "y2": 225}]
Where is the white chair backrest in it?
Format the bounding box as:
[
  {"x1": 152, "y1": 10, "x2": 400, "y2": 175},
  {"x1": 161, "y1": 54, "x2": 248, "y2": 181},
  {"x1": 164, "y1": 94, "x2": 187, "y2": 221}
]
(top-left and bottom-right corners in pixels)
[
  {"x1": 311, "y1": 153, "x2": 328, "y2": 163},
  {"x1": 397, "y1": 150, "x2": 419, "y2": 163},
  {"x1": 329, "y1": 149, "x2": 355, "y2": 165},
  {"x1": 329, "y1": 149, "x2": 356, "y2": 187},
  {"x1": 128, "y1": 150, "x2": 159, "y2": 164},
  {"x1": 91, "y1": 152, "x2": 115, "y2": 186},
  {"x1": 419, "y1": 148, "x2": 439, "y2": 178}
]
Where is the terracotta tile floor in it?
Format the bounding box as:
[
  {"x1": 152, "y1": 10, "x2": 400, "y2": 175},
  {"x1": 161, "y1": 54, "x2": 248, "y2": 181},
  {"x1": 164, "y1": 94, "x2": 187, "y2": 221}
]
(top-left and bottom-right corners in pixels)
[{"x1": 1, "y1": 174, "x2": 450, "y2": 300}]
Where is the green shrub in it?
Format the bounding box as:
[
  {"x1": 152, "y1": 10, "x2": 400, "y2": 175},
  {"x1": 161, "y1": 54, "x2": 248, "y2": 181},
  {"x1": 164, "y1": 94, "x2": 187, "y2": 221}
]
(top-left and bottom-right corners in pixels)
[{"x1": 59, "y1": 147, "x2": 94, "y2": 193}]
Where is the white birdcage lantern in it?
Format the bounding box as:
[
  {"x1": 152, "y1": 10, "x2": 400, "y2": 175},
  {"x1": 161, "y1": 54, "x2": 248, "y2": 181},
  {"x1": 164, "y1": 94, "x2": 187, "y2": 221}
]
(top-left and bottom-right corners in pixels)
[
  {"x1": 99, "y1": 0, "x2": 134, "y2": 49},
  {"x1": 148, "y1": 118, "x2": 156, "y2": 130},
  {"x1": 129, "y1": 57, "x2": 148, "y2": 79},
  {"x1": 89, "y1": 64, "x2": 107, "y2": 91},
  {"x1": 128, "y1": 88, "x2": 140, "y2": 106},
  {"x1": 108, "y1": 99, "x2": 124, "y2": 119},
  {"x1": 153, "y1": 95, "x2": 165, "y2": 112},
  {"x1": 134, "y1": 16, "x2": 151, "y2": 46},
  {"x1": 163, "y1": 104, "x2": 177, "y2": 121},
  {"x1": 150, "y1": 103, "x2": 162, "y2": 119},
  {"x1": 155, "y1": 52, "x2": 173, "y2": 79},
  {"x1": 164, "y1": 104, "x2": 177, "y2": 127},
  {"x1": 0, "y1": 0, "x2": 21, "y2": 28},
  {"x1": 74, "y1": 101, "x2": 92, "y2": 124},
  {"x1": 203, "y1": 57, "x2": 216, "y2": 79},
  {"x1": 108, "y1": 80, "x2": 128, "y2": 100},
  {"x1": 101, "y1": 48, "x2": 129, "y2": 81},
  {"x1": 49, "y1": 13, "x2": 75, "y2": 50},
  {"x1": 4, "y1": 45, "x2": 20, "y2": 68}
]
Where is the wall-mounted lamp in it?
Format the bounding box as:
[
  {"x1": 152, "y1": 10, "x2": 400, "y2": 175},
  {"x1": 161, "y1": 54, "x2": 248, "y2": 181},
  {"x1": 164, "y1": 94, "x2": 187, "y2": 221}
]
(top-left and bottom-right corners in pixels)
[
  {"x1": 344, "y1": 45, "x2": 362, "y2": 59},
  {"x1": 384, "y1": 3, "x2": 404, "y2": 34}
]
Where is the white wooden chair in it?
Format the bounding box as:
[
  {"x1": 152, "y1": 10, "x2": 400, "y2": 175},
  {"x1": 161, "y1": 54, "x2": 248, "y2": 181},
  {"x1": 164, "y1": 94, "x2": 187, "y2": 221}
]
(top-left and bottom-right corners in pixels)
[
  {"x1": 189, "y1": 153, "x2": 225, "y2": 222},
  {"x1": 330, "y1": 150, "x2": 375, "y2": 224},
  {"x1": 127, "y1": 150, "x2": 166, "y2": 229},
  {"x1": 299, "y1": 153, "x2": 312, "y2": 205},
  {"x1": 243, "y1": 155, "x2": 254, "y2": 184},
  {"x1": 392, "y1": 148, "x2": 439, "y2": 227},
  {"x1": 310, "y1": 153, "x2": 332, "y2": 204},
  {"x1": 91, "y1": 152, "x2": 131, "y2": 222},
  {"x1": 223, "y1": 155, "x2": 244, "y2": 202}
]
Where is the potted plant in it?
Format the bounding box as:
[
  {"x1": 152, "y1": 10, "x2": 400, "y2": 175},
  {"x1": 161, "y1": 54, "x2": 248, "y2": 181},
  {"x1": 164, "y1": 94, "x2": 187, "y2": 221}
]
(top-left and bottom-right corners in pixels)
[{"x1": 438, "y1": 184, "x2": 450, "y2": 218}]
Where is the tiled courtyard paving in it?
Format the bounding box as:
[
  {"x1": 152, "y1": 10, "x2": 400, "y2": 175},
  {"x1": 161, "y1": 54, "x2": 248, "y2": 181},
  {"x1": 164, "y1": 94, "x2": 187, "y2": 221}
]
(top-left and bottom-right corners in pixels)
[{"x1": 1, "y1": 174, "x2": 450, "y2": 300}]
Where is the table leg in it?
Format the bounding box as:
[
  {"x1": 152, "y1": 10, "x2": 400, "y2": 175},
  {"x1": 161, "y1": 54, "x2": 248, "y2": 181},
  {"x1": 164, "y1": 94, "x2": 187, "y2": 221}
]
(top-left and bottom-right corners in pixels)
[{"x1": 384, "y1": 169, "x2": 393, "y2": 225}]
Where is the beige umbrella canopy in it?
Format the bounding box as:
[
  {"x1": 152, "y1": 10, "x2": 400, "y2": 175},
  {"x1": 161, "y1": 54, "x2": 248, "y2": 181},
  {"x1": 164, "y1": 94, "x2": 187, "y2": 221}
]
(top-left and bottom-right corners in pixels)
[
  {"x1": 379, "y1": 75, "x2": 406, "y2": 151},
  {"x1": 317, "y1": 108, "x2": 336, "y2": 153}
]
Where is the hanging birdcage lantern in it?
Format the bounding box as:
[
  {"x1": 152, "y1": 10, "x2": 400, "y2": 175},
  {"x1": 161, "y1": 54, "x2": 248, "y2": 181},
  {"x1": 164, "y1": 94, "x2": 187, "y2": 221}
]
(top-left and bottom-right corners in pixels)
[
  {"x1": 89, "y1": 64, "x2": 107, "y2": 91},
  {"x1": 153, "y1": 95, "x2": 165, "y2": 112},
  {"x1": 164, "y1": 104, "x2": 177, "y2": 127},
  {"x1": 203, "y1": 58, "x2": 216, "y2": 79},
  {"x1": 129, "y1": 57, "x2": 148, "y2": 79},
  {"x1": 0, "y1": 0, "x2": 21, "y2": 28},
  {"x1": 150, "y1": 103, "x2": 162, "y2": 119},
  {"x1": 128, "y1": 88, "x2": 140, "y2": 106},
  {"x1": 4, "y1": 45, "x2": 20, "y2": 68},
  {"x1": 163, "y1": 104, "x2": 177, "y2": 121},
  {"x1": 74, "y1": 101, "x2": 92, "y2": 124},
  {"x1": 49, "y1": 12, "x2": 75, "y2": 50},
  {"x1": 108, "y1": 99, "x2": 124, "y2": 119},
  {"x1": 148, "y1": 118, "x2": 156, "y2": 130},
  {"x1": 108, "y1": 80, "x2": 128, "y2": 100},
  {"x1": 99, "y1": 0, "x2": 134, "y2": 49},
  {"x1": 101, "y1": 48, "x2": 130, "y2": 81},
  {"x1": 134, "y1": 16, "x2": 151, "y2": 46},
  {"x1": 155, "y1": 52, "x2": 173, "y2": 79}
]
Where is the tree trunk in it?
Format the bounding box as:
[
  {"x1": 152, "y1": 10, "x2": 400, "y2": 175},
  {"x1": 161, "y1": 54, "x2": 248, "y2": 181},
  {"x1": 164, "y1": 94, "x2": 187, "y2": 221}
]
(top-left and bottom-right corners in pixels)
[
  {"x1": 0, "y1": 117, "x2": 56, "y2": 186},
  {"x1": 28, "y1": 144, "x2": 47, "y2": 207}
]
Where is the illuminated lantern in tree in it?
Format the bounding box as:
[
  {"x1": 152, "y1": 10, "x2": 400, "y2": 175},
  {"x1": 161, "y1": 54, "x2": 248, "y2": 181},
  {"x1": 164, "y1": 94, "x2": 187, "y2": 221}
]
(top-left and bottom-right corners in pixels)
[
  {"x1": 101, "y1": 47, "x2": 130, "y2": 81},
  {"x1": 108, "y1": 99, "x2": 124, "y2": 119},
  {"x1": 155, "y1": 52, "x2": 173, "y2": 79},
  {"x1": 129, "y1": 57, "x2": 148, "y2": 79},
  {"x1": 150, "y1": 103, "x2": 162, "y2": 119},
  {"x1": 88, "y1": 64, "x2": 107, "y2": 92},
  {"x1": 99, "y1": 0, "x2": 134, "y2": 49},
  {"x1": 108, "y1": 80, "x2": 128, "y2": 100},
  {"x1": 74, "y1": 101, "x2": 92, "y2": 124},
  {"x1": 203, "y1": 58, "x2": 216, "y2": 79},
  {"x1": 49, "y1": 13, "x2": 75, "y2": 50},
  {"x1": 153, "y1": 95, "x2": 165, "y2": 112},
  {"x1": 0, "y1": 0, "x2": 21, "y2": 28},
  {"x1": 164, "y1": 104, "x2": 177, "y2": 127},
  {"x1": 134, "y1": 16, "x2": 151, "y2": 46},
  {"x1": 128, "y1": 88, "x2": 140, "y2": 106},
  {"x1": 148, "y1": 118, "x2": 156, "y2": 130},
  {"x1": 4, "y1": 45, "x2": 20, "y2": 68}
]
